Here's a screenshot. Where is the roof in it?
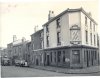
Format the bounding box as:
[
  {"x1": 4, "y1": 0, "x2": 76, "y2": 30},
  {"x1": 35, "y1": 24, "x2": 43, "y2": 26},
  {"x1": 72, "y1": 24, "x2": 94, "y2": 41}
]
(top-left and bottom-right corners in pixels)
[
  {"x1": 30, "y1": 29, "x2": 43, "y2": 36},
  {"x1": 43, "y1": 7, "x2": 97, "y2": 26}
]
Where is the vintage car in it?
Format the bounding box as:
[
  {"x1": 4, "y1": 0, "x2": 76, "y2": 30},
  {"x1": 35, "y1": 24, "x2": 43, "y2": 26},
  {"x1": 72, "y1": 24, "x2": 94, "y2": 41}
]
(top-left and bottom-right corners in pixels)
[
  {"x1": 1, "y1": 57, "x2": 10, "y2": 66},
  {"x1": 14, "y1": 59, "x2": 28, "y2": 67}
]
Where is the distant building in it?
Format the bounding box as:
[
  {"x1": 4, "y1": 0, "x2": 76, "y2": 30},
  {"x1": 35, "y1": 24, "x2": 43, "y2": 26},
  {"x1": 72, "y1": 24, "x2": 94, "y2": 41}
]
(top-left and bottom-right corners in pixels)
[
  {"x1": 7, "y1": 43, "x2": 13, "y2": 65},
  {"x1": 12, "y1": 39, "x2": 29, "y2": 62},
  {"x1": 42, "y1": 8, "x2": 99, "y2": 68},
  {"x1": 25, "y1": 41, "x2": 31, "y2": 65},
  {"x1": 30, "y1": 29, "x2": 44, "y2": 66},
  {"x1": 1, "y1": 48, "x2": 8, "y2": 58},
  {"x1": 7, "y1": 36, "x2": 30, "y2": 65}
]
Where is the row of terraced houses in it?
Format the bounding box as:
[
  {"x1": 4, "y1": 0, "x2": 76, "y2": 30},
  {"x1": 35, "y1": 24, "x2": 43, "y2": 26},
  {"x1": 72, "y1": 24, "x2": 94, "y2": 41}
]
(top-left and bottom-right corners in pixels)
[{"x1": 2, "y1": 8, "x2": 100, "y2": 68}]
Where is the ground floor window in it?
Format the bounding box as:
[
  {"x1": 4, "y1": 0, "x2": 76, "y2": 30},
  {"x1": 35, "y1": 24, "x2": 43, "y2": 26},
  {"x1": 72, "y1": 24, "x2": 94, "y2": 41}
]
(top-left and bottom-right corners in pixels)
[
  {"x1": 50, "y1": 52, "x2": 52, "y2": 62},
  {"x1": 54, "y1": 52, "x2": 56, "y2": 62},
  {"x1": 72, "y1": 50, "x2": 80, "y2": 64},
  {"x1": 94, "y1": 51, "x2": 97, "y2": 60},
  {"x1": 84, "y1": 50, "x2": 86, "y2": 62}
]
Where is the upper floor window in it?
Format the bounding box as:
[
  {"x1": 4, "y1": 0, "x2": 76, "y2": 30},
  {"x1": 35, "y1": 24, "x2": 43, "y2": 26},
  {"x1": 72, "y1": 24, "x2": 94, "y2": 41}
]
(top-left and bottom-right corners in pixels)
[
  {"x1": 57, "y1": 32, "x2": 61, "y2": 45},
  {"x1": 90, "y1": 21, "x2": 92, "y2": 29},
  {"x1": 46, "y1": 25, "x2": 49, "y2": 32},
  {"x1": 94, "y1": 24, "x2": 95, "y2": 32},
  {"x1": 90, "y1": 33, "x2": 92, "y2": 45},
  {"x1": 85, "y1": 16, "x2": 87, "y2": 26},
  {"x1": 94, "y1": 35, "x2": 96, "y2": 45},
  {"x1": 85, "y1": 30, "x2": 88, "y2": 44},
  {"x1": 56, "y1": 18, "x2": 60, "y2": 28},
  {"x1": 46, "y1": 36, "x2": 49, "y2": 47}
]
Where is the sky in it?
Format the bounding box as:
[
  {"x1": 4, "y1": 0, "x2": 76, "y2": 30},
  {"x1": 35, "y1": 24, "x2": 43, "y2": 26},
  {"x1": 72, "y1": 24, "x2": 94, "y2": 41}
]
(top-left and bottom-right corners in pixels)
[{"x1": 0, "y1": 0, "x2": 99, "y2": 47}]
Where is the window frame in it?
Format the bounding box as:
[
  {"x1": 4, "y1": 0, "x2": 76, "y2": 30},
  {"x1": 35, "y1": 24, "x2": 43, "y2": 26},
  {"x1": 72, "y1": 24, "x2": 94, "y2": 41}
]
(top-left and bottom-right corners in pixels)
[
  {"x1": 85, "y1": 30, "x2": 88, "y2": 44},
  {"x1": 56, "y1": 18, "x2": 61, "y2": 28}
]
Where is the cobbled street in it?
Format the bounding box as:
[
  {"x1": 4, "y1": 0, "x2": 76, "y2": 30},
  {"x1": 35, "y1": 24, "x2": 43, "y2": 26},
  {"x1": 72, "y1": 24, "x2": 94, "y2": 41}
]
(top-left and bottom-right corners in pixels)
[{"x1": 1, "y1": 66, "x2": 100, "y2": 77}]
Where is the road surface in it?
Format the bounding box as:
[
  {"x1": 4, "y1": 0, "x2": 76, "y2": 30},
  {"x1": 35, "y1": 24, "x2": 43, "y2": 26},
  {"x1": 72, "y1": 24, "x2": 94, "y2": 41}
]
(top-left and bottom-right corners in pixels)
[{"x1": 1, "y1": 66, "x2": 100, "y2": 77}]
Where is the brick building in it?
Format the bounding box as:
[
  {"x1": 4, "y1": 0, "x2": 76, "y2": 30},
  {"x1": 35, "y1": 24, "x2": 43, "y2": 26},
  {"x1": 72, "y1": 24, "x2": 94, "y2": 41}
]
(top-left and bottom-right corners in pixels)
[
  {"x1": 12, "y1": 37, "x2": 30, "y2": 64},
  {"x1": 30, "y1": 29, "x2": 44, "y2": 66},
  {"x1": 26, "y1": 41, "x2": 32, "y2": 65}
]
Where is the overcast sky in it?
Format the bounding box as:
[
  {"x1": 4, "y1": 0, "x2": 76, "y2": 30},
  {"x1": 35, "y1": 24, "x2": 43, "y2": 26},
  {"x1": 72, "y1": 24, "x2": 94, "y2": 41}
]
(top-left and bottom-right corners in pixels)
[{"x1": 0, "y1": 0, "x2": 99, "y2": 47}]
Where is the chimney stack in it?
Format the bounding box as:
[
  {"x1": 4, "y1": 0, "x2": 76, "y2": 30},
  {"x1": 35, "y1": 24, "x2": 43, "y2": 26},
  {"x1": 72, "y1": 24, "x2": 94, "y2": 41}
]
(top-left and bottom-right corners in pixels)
[
  {"x1": 88, "y1": 12, "x2": 92, "y2": 17},
  {"x1": 48, "y1": 10, "x2": 55, "y2": 21},
  {"x1": 22, "y1": 37, "x2": 26, "y2": 42},
  {"x1": 13, "y1": 35, "x2": 17, "y2": 42}
]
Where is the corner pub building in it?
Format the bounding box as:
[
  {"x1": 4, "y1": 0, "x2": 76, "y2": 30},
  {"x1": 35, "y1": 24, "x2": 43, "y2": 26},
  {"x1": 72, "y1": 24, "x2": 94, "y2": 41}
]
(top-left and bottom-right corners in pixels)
[{"x1": 31, "y1": 8, "x2": 99, "y2": 69}]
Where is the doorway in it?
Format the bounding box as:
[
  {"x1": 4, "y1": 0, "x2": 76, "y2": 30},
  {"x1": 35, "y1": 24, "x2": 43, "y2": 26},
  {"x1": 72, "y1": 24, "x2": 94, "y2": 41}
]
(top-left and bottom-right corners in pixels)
[
  {"x1": 47, "y1": 55, "x2": 50, "y2": 65},
  {"x1": 36, "y1": 59, "x2": 38, "y2": 65},
  {"x1": 87, "y1": 51, "x2": 89, "y2": 67}
]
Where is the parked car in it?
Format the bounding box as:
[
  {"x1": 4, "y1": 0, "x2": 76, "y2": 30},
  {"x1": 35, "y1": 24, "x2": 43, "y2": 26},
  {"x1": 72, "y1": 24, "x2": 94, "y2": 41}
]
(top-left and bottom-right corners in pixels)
[
  {"x1": 15, "y1": 60, "x2": 20, "y2": 66},
  {"x1": 14, "y1": 59, "x2": 29, "y2": 67},
  {"x1": 1, "y1": 57, "x2": 10, "y2": 66}
]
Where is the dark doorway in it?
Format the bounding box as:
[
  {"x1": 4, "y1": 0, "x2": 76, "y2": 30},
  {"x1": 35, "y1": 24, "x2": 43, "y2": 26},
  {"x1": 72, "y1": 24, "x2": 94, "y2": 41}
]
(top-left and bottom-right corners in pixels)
[
  {"x1": 36, "y1": 59, "x2": 38, "y2": 65},
  {"x1": 47, "y1": 55, "x2": 50, "y2": 65},
  {"x1": 91, "y1": 51, "x2": 94, "y2": 66},
  {"x1": 87, "y1": 51, "x2": 89, "y2": 67}
]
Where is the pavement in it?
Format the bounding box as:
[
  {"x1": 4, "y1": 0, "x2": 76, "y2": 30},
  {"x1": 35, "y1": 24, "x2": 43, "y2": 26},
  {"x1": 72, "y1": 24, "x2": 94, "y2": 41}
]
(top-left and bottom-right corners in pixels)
[
  {"x1": 30, "y1": 65, "x2": 100, "y2": 74},
  {"x1": 1, "y1": 66, "x2": 100, "y2": 77}
]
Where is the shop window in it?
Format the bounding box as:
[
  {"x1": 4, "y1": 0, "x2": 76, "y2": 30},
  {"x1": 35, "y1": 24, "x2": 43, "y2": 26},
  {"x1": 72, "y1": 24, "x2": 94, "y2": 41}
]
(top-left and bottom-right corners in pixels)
[
  {"x1": 58, "y1": 51, "x2": 61, "y2": 62},
  {"x1": 84, "y1": 50, "x2": 86, "y2": 62},
  {"x1": 89, "y1": 51, "x2": 91, "y2": 61},
  {"x1": 54, "y1": 52, "x2": 56, "y2": 62},
  {"x1": 50, "y1": 52, "x2": 52, "y2": 62},
  {"x1": 72, "y1": 50, "x2": 80, "y2": 64},
  {"x1": 63, "y1": 51, "x2": 65, "y2": 62},
  {"x1": 95, "y1": 51, "x2": 97, "y2": 60}
]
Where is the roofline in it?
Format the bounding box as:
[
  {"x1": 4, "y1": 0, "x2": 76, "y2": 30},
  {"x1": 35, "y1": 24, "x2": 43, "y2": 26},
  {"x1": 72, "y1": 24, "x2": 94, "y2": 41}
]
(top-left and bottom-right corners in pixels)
[
  {"x1": 30, "y1": 29, "x2": 43, "y2": 36},
  {"x1": 42, "y1": 7, "x2": 97, "y2": 27},
  {"x1": 81, "y1": 8, "x2": 98, "y2": 25}
]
